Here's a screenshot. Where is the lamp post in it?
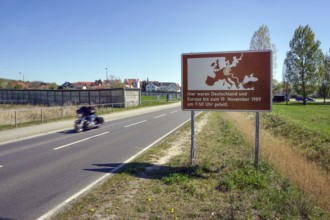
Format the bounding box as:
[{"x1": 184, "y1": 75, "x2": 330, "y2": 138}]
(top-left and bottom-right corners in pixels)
[
  {"x1": 106, "y1": 68, "x2": 108, "y2": 88},
  {"x1": 105, "y1": 68, "x2": 108, "y2": 80},
  {"x1": 19, "y1": 72, "x2": 24, "y2": 81}
]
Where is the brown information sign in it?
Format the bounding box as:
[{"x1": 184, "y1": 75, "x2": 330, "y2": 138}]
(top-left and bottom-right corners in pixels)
[{"x1": 182, "y1": 50, "x2": 272, "y2": 111}]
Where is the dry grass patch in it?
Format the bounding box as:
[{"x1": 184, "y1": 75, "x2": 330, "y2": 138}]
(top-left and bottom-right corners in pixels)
[
  {"x1": 225, "y1": 112, "x2": 330, "y2": 210},
  {"x1": 0, "y1": 105, "x2": 77, "y2": 127}
]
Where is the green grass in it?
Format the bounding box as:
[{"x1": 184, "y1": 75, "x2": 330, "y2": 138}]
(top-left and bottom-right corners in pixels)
[
  {"x1": 261, "y1": 102, "x2": 330, "y2": 171},
  {"x1": 272, "y1": 102, "x2": 330, "y2": 136},
  {"x1": 53, "y1": 112, "x2": 329, "y2": 219},
  {"x1": 141, "y1": 95, "x2": 180, "y2": 107}
]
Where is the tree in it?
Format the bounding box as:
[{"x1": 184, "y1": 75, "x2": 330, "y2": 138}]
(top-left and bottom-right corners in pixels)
[
  {"x1": 319, "y1": 50, "x2": 330, "y2": 104},
  {"x1": 13, "y1": 84, "x2": 23, "y2": 90},
  {"x1": 47, "y1": 82, "x2": 58, "y2": 90},
  {"x1": 250, "y1": 25, "x2": 271, "y2": 49},
  {"x1": 285, "y1": 25, "x2": 323, "y2": 105},
  {"x1": 0, "y1": 80, "x2": 10, "y2": 89},
  {"x1": 28, "y1": 81, "x2": 43, "y2": 89},
  {"x1": 272, "y1": 79, "x2": 282, "y2": 95},
  {"x1": 249, "y1": 24, "x2": 277, "y2": 75},
  {"x1": 108, "y1": 75, "x2": 124, "y2": 88},
  {"x1": 282, "y1": 58, "x2": 292, "y2": 104},
  {"x1": 140, "y1": 80, "x2": 148, "y2": 91},
  {"x1": 95, "y1": 79, "x2": 103, "y2": 86}
]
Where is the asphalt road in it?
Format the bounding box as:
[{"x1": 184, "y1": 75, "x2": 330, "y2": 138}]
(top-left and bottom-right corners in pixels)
[{"x1": 0, "y1": 104, "x2": 192, "y2": 220}]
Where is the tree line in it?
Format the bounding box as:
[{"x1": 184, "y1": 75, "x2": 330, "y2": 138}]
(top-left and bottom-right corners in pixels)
[
  {"x1": 0, "y1": 78, "x2": 58, "y2": 90},
  {"x1": 250, "y1": 25, "x2": 330, "y2": 105}
]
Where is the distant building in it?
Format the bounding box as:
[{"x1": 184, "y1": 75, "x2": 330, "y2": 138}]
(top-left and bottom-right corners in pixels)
[
  {"x1": 123, "y1": 79, "x2": 141, "y2": 89},
  {"x1": 38, "y1": 83, "x2": 49, "y2": 90},
  {"x1": 146, "y1": 82, "x2": 159, "y2": 91},
  {"x1": 158, "y1": 82, "x2": 180, "y2": 92},
  {"x1": 103, "y1": 79, "x2": 124, "y2": 88},
  {"x1": 73, "y1": 82, "x2": 96, "y2": 89},
  {"x1": 58, "y1": 81, "x2": 102, "y2": 90},
  {"x1": 58, "y1": 82, "x2": 75, "y2": 90},
  {"x1": 10, "y1": 81, "x2": 27, "y2": 89},
  {"x1": 146, "y1": 82, "x2": 180, "y2": 92}
]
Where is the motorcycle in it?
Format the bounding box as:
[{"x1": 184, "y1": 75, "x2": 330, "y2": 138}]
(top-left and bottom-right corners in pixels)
[{"x1": 74, "y1": 106, "x2": 104, "y2": 133}]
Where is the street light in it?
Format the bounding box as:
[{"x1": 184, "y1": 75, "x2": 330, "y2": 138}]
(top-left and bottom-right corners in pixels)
[
  {"x1": 106, "y1": 68, "x2": 108, "y2": 81},
  {"x1": 19, "y1": 72, "x2": 24, "y2": 81},
  {"x1": 106, "y1": 67, "x2": 109, "y2": 88}
]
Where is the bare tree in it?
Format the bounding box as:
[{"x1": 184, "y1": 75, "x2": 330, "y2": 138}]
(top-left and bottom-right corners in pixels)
[{"x1": 249, "y1": 24, "x2": 277, "y2": 77}]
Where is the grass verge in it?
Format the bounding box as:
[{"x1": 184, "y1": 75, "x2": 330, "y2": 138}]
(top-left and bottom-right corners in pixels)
[
  {"x1": 261, "y1": 103, "x2": 330, "y2": 172},
  {"x1": 53, "y1": 112, "x2": 329, "y2": 219}
]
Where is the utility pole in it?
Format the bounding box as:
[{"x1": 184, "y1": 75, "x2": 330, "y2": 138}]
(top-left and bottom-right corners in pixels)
[
  {"x1": 19, "y1": 72, "x2": 24, "y2": 81},
  {"x1": 106, "y1": 68, "x2": 108, "y2": 88},
  {"x1": 106, "y1": 68, "x2": 108, "y2": 81}
]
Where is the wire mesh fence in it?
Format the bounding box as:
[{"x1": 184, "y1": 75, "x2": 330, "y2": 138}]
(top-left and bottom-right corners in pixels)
[
  {"x1": 0, "y1": 95, "x2": 181, "y2": 128},
  {"x1": 0, "y1": 102, "x2": 131, "y2": 128}
]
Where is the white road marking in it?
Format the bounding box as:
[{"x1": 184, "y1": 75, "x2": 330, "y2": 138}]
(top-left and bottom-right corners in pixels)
[
  {"x1": 154, "y1": 114, "x2": 166, "y2": 119},
  {"x1": 170, "y1": 110, "x2": 178, "y2": 114},
  {"x1": 0, "y1": 165, "x2": 3, "y2": 168},
  {"x1": 37, "y1": 117, "x2": 192, "y2": 220},
  {"x1": 124, "y1": 120, "x2": 147, "y2": 128},
  {"x1": 53, "y1": 132, "x2": 109, "y2": 150}
]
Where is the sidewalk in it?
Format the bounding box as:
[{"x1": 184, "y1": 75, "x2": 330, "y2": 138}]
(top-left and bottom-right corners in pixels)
[{"x1": 0, "y1": 102, "x2": 181, "y2": 145}]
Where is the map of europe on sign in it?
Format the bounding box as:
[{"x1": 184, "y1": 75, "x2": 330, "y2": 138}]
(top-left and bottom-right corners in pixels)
[{"x1": 182, "y1": 50, "x2": 272, "y2": 111}]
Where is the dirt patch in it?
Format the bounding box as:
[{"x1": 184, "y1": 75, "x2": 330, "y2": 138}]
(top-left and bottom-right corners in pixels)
[
  {"x1": 92, "y1": 113, "x2": 210, "y2": 219},
  {"x1": 225, "y1": 112, "x2": 330, "y2": 209},
  {"x1": 151, "y1": 113, "x2": 208, "y2": 166}
]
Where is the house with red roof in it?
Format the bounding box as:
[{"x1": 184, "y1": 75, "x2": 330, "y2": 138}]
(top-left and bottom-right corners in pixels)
[
  {"x1": 123, "y1": 79, "x2": 141, "y2": 89},
  {"x1": 73, "y1": 81, "x2": 103, "y2": 89}
]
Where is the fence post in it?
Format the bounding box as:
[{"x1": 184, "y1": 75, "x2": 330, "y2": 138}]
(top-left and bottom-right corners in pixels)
[
  {"x1": 41, "y1": 109, "x2": 43, "y2": 123},
  {"x1": 15, "y1": 111, "x2": 17, "y2": 127}
]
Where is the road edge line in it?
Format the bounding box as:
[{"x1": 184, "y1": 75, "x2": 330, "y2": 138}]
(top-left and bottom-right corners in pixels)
[{"x1": 37, "y1": 112, "x2": 200, "y2": 220}]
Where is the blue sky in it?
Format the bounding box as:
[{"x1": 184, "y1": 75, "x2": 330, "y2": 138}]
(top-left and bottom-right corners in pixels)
[{"x1": 0, "y1": 0, "x2": 329, "y2": 85}]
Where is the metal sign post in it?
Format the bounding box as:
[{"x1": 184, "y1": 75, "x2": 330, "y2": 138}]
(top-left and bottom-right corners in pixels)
[
  {"x1": 255, "y1": 112, "x2": 260, "y2": 170},
  {"x1": 191, "y1": 111, "x2": 195, "y2": 165}
]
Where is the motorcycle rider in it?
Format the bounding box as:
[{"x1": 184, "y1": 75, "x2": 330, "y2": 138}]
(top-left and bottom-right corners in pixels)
[
  {"x1": 78, "y1": 106, "x2": 96, "y2": 125},
  {"x1": 87, "y1": 106, "x2": 96, "y2": 125},
  {"x1": 75, "y1": 105, "x2": 103, "y2": 132}
]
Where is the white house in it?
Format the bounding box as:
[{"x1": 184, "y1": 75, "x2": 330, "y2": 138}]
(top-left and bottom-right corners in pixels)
[
  {"x1": 164, "y1": 83, "x2": 180, "y2": 92},
  {"x1": 146, "y1": 82, "x2": 180, "y2": 92},
  {"x1": 146, "y1": 82, "x2": 159, "y2": 91}
]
